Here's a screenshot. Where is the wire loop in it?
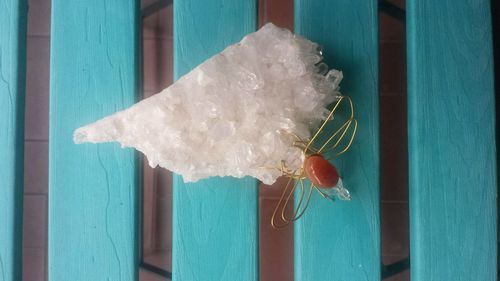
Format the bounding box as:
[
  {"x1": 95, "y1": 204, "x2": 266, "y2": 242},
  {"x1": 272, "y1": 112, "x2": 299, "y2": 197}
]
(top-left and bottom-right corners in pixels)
[{"x1": 271, "y1": 95, "x2": 357, "y2": 229}]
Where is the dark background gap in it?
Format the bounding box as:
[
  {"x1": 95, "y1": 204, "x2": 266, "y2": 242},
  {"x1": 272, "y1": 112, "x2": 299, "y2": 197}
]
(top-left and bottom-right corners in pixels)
[{"x1": 378, "y1": 1, "x2": 409, "y2": 281}]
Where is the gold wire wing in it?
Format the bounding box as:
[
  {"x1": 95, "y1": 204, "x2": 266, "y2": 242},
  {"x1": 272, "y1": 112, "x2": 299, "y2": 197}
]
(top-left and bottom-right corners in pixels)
[
  {"x1": 271, "y1": 174, "x2": 315, "y2": 229},
  {"x1": 306, "y1": 96, "x2": 358, "y2": 158},
  {"x1": 271, "y1": 95, "x2": 357, "y2": 229}
]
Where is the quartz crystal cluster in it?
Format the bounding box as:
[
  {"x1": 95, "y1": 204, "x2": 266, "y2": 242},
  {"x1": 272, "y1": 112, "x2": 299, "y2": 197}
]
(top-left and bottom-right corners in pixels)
[{"x1": 74, "y1": 23, "x2": 343, "y2": 185}]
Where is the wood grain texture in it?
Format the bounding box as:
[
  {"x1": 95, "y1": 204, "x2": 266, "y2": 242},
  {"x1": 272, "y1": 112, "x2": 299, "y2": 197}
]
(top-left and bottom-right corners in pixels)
[
  {"x1": 294, "y1": 1, "x2": 380, "y2": 280},
  {"x1": 172, "y1": 1, "x2": 259, "y2": 280},
  {"x1": 407, "y1": 1, "x2": 497, "y2": 280},
  {"x1": 49, "y1": 1, "x2": 140, "y2": 280},
  {"x1": 0, "y1": 1, "x2": 27, "y2": 281}
]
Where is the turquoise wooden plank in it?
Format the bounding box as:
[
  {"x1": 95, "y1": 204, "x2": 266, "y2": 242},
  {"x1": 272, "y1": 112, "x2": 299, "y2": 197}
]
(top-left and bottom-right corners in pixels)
[
  {"x1": 172, "y1": 1, "x2": 258, "y2": 280},
  {"x1": 407, "y1": 1, "x2": 497, "y2": 280},
  {"x1": 0, "y1": 1, "x2": 27, "y2": 281},
  {"x1": 49, "y1": 1, "x2": 140, "y2": 280},
  {"x1": 294, "y1": 1, "x2": 380, "y2": 280}
]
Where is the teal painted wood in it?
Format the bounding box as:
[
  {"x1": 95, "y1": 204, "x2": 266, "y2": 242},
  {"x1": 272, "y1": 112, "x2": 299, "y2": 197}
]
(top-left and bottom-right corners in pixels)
[
  {"x1": 294, "y1": 1, "x2": 380, "y2": 280},
  {"x1": 49, "y1": 1, "x2": 140, "y2": 280},
  {"x1": 407, "y1": 1, "x2": 497, "y2": 280},
  {"x1": 172, "y1": 1, "x2": 258, "y2": 280},
  {"x1": 0, "y1": 1, "x2": 27, "y2": 281}
]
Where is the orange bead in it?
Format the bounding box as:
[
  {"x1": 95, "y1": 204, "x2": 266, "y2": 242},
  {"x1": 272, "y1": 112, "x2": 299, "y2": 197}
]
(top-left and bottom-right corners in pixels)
[{"x1": 304, "y1": 155, "x2": 339, "y2": 188}]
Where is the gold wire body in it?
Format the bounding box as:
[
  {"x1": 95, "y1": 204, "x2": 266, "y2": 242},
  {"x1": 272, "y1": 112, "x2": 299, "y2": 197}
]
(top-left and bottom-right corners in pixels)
[{"x1": 270, "y1": 95, "x2": 357, "y2": 229}]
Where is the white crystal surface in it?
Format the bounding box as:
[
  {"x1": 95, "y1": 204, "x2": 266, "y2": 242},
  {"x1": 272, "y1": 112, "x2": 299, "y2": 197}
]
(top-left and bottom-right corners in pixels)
[{"x1": 74, "y1": 23, "x2": 343, "y2": 185}]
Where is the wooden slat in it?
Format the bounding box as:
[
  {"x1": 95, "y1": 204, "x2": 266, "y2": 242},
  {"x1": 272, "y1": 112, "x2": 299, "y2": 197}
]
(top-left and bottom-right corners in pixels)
[
  {"x1": 172, "y1": 1, "x2": 258, "y2": 280},
  {"x1": 407, "y1": 1, "x2": 497, "y2": 280},
  {"x1": 0, "y1": 1, "x2": 27, "y2": 281},
  {"x1": 294, "y1": 1, "x2": 380, "y2": 280},
  {"x1": 49, "y1": 1, "x2": 140, "y2": 280}
]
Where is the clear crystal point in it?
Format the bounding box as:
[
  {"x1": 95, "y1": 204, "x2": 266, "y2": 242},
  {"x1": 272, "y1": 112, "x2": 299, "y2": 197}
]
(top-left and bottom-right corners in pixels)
[{"x1": 321, "y1": 178, "x2": 352, "y2": 201}]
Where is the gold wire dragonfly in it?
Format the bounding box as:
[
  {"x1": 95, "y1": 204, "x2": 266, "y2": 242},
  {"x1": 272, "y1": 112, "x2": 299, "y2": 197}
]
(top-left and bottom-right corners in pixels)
[{"x1": 271, "y1": 95, "x2": 357, "y2": 229}]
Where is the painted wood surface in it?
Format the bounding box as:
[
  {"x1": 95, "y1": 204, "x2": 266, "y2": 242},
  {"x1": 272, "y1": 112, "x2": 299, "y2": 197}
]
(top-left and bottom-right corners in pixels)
[
  {"x1": 294, "y1": 1, "x2": 380, "y2": 280},
  {"x1": 0, "y1": 1, "x2": 27, "y2": 281},
  {"x1": 407, "y1": 1, "x2": 497, "y2": 280},
  {"x1": 49, "y1": 1, "x2": 140, "y2": 280},
  {"x1": 172, "y1": 1, "x2": 259, "y2": 280}
]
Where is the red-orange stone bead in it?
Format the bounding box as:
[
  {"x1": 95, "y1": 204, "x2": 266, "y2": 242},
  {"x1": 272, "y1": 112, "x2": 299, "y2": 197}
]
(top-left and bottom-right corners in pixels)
[{"x1": 304, "y1": 155, "x2": 339, "y2": 188}]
